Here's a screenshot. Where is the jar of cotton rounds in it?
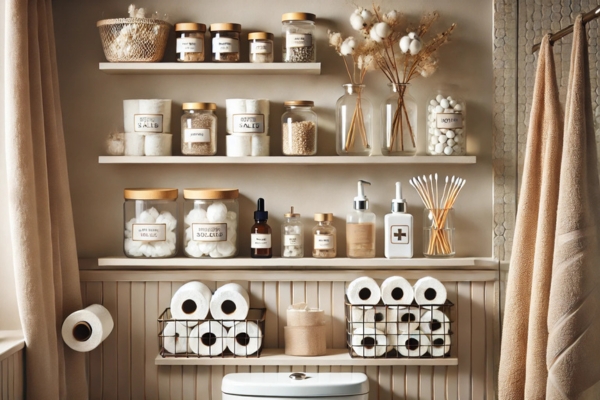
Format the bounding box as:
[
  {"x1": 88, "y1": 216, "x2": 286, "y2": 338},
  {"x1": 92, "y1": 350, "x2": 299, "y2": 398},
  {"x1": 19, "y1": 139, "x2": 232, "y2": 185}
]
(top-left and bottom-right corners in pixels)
[
  {"x1": 282, "y1": 207, "x2": 303, "y2": 258},
  {"x1": 427, "y1": 92, "x2": 466, "y2": 156},
  {"x1": 123, "y1": 189, "x2": 179, "y2": 258},
  {"x1": 183, "y1": 189, "x2": 239, "y2": 258}
]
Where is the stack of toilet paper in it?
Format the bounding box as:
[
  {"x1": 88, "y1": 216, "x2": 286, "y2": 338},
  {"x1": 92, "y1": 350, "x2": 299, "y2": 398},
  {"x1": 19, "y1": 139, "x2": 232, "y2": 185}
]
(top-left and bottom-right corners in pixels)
[
  {"x1": 225, "y1": 99, "x2": 270, "y2": 157},
  {"x1": 123, "y1": 99, "x2": 172, "y2": 156},
  {"x1": 346, "y1": 276, "x2": 451, "y2": 358},
  {"x1": 284, "y1": 303, "x2": 326, "y2": 356}
]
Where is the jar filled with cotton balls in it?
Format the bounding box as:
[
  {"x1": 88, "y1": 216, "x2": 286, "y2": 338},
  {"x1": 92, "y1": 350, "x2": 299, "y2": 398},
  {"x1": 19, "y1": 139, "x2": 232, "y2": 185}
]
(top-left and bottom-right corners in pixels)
[
  {"x1": 427, "y1": 92, "x2": 466, "y2": 156},
  {"x1": 281, "y1": 207, "x2": 303, "y2": 258},
  {"x1": 123, "y1": 188, "x2": 179, "y2": 258},
  {"x1": 183, "y1": 189, "x2": 239, "y2": 258}
]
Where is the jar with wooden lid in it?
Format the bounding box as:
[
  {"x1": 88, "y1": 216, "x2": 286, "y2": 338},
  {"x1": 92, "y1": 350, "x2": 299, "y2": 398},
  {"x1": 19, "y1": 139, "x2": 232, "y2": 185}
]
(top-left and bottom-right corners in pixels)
[
  {"x1": 282, "y1": 206, "x2": 303, "y2": 258},
  {"x1": 210, "y1": 23, "x2": 241, "y2": 62},
  {"x1": 282, "y1": 100, "x2": 317, "y2": 155},
  {"x1": 124, "y1": 188, "x2": 179, "y2": 258},
  {"x1": 248, "y1": 32, "x2": 274, "y2": 63},
  {"x1": 282, "y1": 12, "x2": 316, "y2": 63},
  {"x1": 181, "y1": 102, "x2": 217, "y2": 156},
  {"x1": 175, "y1": 23, "x2": 206, "y2": 62},
  {"x1": 313, "y1": 213, "x2": 336, "y2": 258}
]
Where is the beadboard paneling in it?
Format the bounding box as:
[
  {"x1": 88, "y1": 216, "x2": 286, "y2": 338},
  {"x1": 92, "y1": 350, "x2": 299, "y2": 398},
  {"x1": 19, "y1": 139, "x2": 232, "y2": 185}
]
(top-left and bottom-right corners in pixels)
[{"x1": 0, "y1": 350, "x2": 24, "y2": 400}]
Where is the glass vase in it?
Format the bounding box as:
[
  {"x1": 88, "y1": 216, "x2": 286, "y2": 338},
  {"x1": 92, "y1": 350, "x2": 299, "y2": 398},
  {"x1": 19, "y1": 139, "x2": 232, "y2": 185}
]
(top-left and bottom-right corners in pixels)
[
  {"x1": 381, "y1": 83, "x2": 417, "y2": 156},
  {"x1": 336, "y1": 84, "x2": 373, "y2": 156},
  {"x1": 423, "y1": 208, "x2": 455, "y2": 258}
]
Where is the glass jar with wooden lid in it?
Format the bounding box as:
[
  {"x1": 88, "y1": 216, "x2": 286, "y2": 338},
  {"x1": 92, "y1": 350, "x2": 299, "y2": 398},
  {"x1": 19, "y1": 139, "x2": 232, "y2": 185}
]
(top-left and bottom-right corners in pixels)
[
  {"x1": 282, "y1": 12, "x2": 316, "y2": 62},
  {"x1": 210, "y1": 23, "x2": 242, "y2": 62},
  {"x1": 181, "y1": 102, "x2": 217, "y2": 156},
  {"x1": 313, "y1": 213, "x2": 336, "y2": 258},
  {"x1": 175, "y1": 23, "x2": 206, "y2": 62},
  {"x1": 282, "y1": 100, "x2": 317, "y2": 155},
  {"x1": 248, "y1": 32, "x2": 274, "y2": 63}
]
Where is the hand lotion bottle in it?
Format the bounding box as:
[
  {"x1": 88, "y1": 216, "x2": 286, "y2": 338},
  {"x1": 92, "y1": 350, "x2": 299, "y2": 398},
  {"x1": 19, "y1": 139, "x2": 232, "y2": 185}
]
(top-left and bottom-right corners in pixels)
[
  {"x1": 346, "y1": 180, "x2": 376, "y2": 258},
  {"x1": 384, "y1": 182, "x2": 413, "y2": 258}
]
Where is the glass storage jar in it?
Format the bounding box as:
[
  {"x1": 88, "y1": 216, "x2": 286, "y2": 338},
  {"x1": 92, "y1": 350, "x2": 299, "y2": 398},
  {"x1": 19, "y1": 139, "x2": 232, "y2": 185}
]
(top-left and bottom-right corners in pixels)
[
  {"x1": 382, "y1": 83, "x2": 417, "y2": 156},
  {"x1": 423, "y1": 208, "x2": 455, "y2": 258},
  {"x1": 175, "y1": 23, "x2": 206, "y2": 62},
  {"x1": 183, "y1": 189, "x2": 239, "y2": 258},
  {"x1": 313, "y1": 213, "x2": 336, "y2": 258},
  {"x1": 282, "y1": 100, "x2": 317, "y2": 155},
  {"x1": 427, "y1": 92, "x2": 466, "y2": 156},
  {"x1": 282, "y1": 12, "x2": 316, "y2": 63},
  {"x1": 282, "y1": 207, "x2": 303, "y2": 258},
  {"x1": 210, "y1": 23, "x2": 241, "y2": 62},
  {"x1": 124, "y1": 188, "x2": 178, "y2": 258},
  {"x1": 181, "y1": 102, "x2": 217, "y2": 156},
  {"x1": 248, "y1": 32, "x2": 274, "y2": 63},
  {"x1": 336, "y1": 84, "x2": 373, "y2": 156}
]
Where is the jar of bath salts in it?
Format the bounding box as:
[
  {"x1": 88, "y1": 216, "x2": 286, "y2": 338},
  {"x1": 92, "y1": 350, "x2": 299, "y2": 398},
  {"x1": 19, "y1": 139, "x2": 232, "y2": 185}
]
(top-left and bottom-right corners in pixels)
[
  {"x1": 282, "y1": 207, "x2": 303, "y2": 258},
  {"x1": 181, "y1": 102, "x2": 217, "y2": 156},
  {"x1": 210, "y1": 23, "x2": 241, "y2": 62},
  {"x1": 282, "y1": 12, "x2": 316, "y2": 63},
  {"x1": 124, "y1": 188, "x2": 178, "y2": 258},
  {"x1": 313, "y1": 213, "x2": 336, "y2": 258},
  {"x1": 183, "y1": 189, "x2": 239, "y2": 258},
  {"x1": 175, "y1": 23, "x2": 206, "y2": 62},
  {"x1": 427, "y1": 92, "x2": 466, "y2": 156},
  {"x1": 249, "y1": 32, "x2": 274, "y2": 63},
  {"x1": 282, "y1": 100, "x2": 317, "y2": 156}
]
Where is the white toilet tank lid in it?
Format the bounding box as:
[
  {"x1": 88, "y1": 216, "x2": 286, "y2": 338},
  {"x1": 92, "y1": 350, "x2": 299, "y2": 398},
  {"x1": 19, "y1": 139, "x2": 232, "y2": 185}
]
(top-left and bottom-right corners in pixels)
[{"x1": 222, "y1": 372, "x2": 369, "y2": 397}]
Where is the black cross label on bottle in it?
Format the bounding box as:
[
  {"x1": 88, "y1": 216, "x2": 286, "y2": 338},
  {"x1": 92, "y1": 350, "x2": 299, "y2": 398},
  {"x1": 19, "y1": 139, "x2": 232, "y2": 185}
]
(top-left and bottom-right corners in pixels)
[{"x1": 391, "y1": 225, "x2": 409, "y2": 244}]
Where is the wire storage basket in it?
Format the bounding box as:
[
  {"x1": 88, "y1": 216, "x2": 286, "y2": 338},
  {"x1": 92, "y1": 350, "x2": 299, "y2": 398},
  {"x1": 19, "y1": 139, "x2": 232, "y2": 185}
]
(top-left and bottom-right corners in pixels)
[
  {"x1": 158, "y1": 308, "x2": 266, "y2": 358},
  {"x1": 345, "y1": 297, "x2": 453, "y2": 358},
  {"x1": 97, "y1": 18, "x2": 171, "y2": 62}
]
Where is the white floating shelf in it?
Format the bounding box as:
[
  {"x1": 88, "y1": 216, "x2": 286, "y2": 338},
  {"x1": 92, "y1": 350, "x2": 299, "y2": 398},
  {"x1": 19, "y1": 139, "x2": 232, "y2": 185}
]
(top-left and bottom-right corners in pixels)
[
  {"x1": 98, "y1": 156, "x2": 476, "y2": 165},
  {"x1": 155, "y1": 348, "x2": 458, "y2": 366},
  {"x1": 99, "y1": 62, "x2": 321, "y2": 75}
]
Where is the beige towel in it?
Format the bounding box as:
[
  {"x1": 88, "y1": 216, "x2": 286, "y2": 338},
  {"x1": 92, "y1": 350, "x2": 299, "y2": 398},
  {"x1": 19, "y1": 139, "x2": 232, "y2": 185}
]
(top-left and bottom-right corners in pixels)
[
  {"x1": 546, "y1": 15, "x2": 600, "y2": 400},
  {"x1": 498, "y1": 34, "x2": 563, "y2": 400}
]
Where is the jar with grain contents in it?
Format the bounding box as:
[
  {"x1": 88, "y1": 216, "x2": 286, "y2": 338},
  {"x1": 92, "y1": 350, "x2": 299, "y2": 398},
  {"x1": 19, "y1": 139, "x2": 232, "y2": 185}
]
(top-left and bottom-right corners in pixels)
[
  {"x1": 175, "y1": 23, "x2": 206, "y2": 62},
  {"x1": 313, "y1": 213, "x2": 336, "y2": 258},
  {"x1": 181, "y1": 102, "x2": 217, "y2": 156},
  {"x1": 282, "y1": 100, "x2": 317, "y2": 155},
  {"x1": 282, "y1": 12, "x2": 316, "y2": 62},
  {"x1": 248, "y1": 32, "x2": 274, "y2": 63},
  {"x1": 210, "y1": 23, "x2": 241, "y2": 62}
]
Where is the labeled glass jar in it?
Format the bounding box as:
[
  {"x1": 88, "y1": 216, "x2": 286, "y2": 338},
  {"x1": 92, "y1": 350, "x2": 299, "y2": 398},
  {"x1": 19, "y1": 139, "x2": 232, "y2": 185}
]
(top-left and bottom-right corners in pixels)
[
  {"x1": 249, "y1": 32, "x2": 274, "y2": 63},
  {"x1": 181, "y1": 102, "x2": 217, "y2": 156},
  {"x1": 336, "y1": 84, "x2": 373, "y2": 156},
  {"x1": 183, "y1": 189, "x2": 239, "y2": 258},
  {"x1": 282, "y1": 12, "x2": 316, "y2": 63},
  {"x1": 282, "y1": 207, "x2": 303, "y2": 258},
  {"x1": 123, "y1": 188, "x2": 178, "y2": 258},
  {"x1": 175, "y1": 23, "x2": 206, "y2": 62},
  {"x1": 427, "y1": 92, "x2": 466, "y2": 156},
  {"x1": 282, "y1": 100, "x2": 317, "y2": 155},
  {"x1": 423, "y1": 208, "x2": 455, "y2": 258},
  {"x1": 313, "y1": 213, "x2": 336, "y2": 258},
  {"x1": 210, "y1": 23, "x2": 241, "y2": 62}
]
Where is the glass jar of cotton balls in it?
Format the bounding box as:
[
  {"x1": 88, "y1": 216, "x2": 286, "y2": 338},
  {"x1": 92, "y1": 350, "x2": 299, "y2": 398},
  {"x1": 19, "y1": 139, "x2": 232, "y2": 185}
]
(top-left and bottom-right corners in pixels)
[
  {"x1": 282, "y1": 207, "x2": 303, "y2": 258},
  {"x1": 124, "y1": 188, "x2": 179, "y2": 258},
  {"x1": 183, "y1": 189, "x2": 239, "y2": 258},
  {"x1": 427, "y1": 92, "x2": 466, "y2": 156}
]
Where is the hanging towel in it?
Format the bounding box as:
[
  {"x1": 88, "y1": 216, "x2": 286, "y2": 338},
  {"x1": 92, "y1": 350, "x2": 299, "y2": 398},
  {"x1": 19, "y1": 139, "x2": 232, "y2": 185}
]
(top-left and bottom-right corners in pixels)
[
  {"x1": 498, "y1": 34, "x2": 563, "y2": 400},
  {"x1": 546, "y1": 15, "x2": 600, "y2": 400}
]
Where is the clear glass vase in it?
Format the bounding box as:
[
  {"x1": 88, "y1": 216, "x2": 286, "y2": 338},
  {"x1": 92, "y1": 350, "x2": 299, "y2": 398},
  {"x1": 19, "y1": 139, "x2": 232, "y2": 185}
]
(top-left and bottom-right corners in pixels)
[
  {"x1": 381, "y1": 83, "x2": 417, "y2": 156},
  {"x1": 336, "y1": 84, "x2": 373, "y2": 156},
  {"x1": 423, "y1": 208, "x2": 455, "y2": 258}
]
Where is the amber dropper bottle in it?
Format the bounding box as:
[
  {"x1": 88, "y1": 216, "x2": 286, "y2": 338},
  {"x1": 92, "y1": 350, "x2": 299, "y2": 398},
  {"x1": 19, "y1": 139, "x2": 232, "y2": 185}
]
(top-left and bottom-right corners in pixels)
[{"x1": 251, "y1": 198, "x2": 272, "y2": 258}]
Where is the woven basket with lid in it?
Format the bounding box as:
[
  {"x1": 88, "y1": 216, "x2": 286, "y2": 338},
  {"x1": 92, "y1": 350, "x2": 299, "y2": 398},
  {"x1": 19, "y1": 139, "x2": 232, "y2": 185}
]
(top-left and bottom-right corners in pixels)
[{"x1": 97, "y1": 18, "x2": 171, "y2": 62}]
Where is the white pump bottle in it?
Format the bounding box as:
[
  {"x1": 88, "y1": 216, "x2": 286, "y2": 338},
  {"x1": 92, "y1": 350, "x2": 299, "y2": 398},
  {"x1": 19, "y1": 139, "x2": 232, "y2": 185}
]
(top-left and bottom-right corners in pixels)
[
  {"x1": 384, "y1": 182, "x2": 413, "y2": 258},
  {"x1": 346, "y1": 180, "x2": 376, "y2": 258}
]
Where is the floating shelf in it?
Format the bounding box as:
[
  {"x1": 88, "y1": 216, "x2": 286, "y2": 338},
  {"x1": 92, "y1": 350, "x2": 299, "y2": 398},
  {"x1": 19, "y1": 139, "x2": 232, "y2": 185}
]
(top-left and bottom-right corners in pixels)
[
  {"x1": 154, "y1": 348, "x2": 458, "y2": 366},
  {"x1": 99, "y1": 62, "x2": 321, "y2": 75}
]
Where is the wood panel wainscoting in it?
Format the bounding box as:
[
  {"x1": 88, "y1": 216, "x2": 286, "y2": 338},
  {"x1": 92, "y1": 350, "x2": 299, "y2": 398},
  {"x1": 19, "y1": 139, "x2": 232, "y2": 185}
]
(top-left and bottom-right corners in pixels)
[{"x1": 0, "y1": 331, "x2": 24, "y2": 400}]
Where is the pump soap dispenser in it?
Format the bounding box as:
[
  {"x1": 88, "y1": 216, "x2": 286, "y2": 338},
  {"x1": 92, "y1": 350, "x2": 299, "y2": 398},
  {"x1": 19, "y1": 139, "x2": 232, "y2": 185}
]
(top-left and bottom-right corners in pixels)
[
  {"x1": 384, "y1": 182, "x2": 413, "y2": 258},
  {"x1": 251, "y1": 198, "x2": 272, "y2": 258},
  {"x1": 346, "y1": 180, "x2": 376, "y2": 258}
]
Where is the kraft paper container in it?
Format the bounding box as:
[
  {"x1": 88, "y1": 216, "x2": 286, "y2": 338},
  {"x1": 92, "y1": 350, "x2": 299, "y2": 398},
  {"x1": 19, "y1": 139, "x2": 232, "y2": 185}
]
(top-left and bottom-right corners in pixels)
[{"x1": 284, "y1": 326, "x2": 326, "y2": 356}]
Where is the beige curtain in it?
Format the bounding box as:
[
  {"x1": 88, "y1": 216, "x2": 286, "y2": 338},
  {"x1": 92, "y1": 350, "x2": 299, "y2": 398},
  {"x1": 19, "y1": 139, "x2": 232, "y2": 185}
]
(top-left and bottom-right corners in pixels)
[{"x1": 4, "y1": 0, "x2": 88, "y2": 399}]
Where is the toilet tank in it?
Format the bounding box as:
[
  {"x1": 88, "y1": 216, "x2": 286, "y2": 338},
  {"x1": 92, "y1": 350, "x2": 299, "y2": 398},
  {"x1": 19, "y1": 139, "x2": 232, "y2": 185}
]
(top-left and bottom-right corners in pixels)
[{"x1": 222, "y1": 372, "x2": 369, "y2": 400}]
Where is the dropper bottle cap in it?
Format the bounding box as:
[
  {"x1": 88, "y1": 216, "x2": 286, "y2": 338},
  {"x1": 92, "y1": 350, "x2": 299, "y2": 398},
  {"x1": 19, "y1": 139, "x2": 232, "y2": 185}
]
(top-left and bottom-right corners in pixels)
[
  {"x1": 354, "y1": 180, "x2": 371, "y2": 210},
  {"x1": 391, "y1": 182, "x2": 407, "y2": 213},
  {"x1": 254, "y1": 198, "x2": 268, "y2": 220}
]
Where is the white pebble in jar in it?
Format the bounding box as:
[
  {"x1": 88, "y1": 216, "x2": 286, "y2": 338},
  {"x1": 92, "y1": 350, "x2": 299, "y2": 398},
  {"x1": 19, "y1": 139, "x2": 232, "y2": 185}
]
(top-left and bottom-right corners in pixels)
[{"x1": 426, "y1": 93, "x2": 466, "y2": 156}]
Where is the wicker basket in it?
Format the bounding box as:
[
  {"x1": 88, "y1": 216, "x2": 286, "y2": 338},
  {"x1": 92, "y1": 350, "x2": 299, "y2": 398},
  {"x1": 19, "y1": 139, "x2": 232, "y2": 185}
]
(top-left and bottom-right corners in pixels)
[{"x1": 97, "y1": 18, "x2": 171, "y2": 62}]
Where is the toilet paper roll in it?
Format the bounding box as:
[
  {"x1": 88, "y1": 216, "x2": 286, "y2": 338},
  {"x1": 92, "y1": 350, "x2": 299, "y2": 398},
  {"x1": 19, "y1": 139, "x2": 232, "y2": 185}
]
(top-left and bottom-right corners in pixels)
[
  {"x1": 144, "y1": 133, "x2": 172, "y2": 156},
  {"x1": 388, "y1": 307, "x2": 420, "y2": 333},
  {"x1": 226, "y1": 99, "x2": 247, "y2": 133},
  {"x1": 350, "y1": 305, "x2": 375, "y2": 330},
  {"x1": 419, "y1": 310, "x2": 451, "y2": 334},
  {"x1": 210, "y1": 283, "x2": 250, "y2": 327},
  {"x1": 189, "y1": 320, "x2": 227, "y2": 356},
  {"x1": 396, "y1": 333, "x2": 431, "y2": 357},
  {"x1": 226, "y1": 99, "x2": 269, "y2": 134},
  {"x1": 284, "y1": 326, "x2": 326, "y2": 356},
  {"x1": 414, "y1": 277, "x2": 447, "y2": 309},
  {"x1": 61, "y1": 304, "x2": 114, "y2": 352},
  {"x1": 246, "y1": 99, "x2": 270, "y2": 134},
  {"x1": 347, "y1": 277, "x2": 381, "y2": 305},
  {"x1": 124, "y1": 99, "x2": 172, "y2": 133},
  {"x1": 351, "y1": 327, "x2": 388, "y2": 357},
  {"x1": 124, "y1": 132, "x2": 145, "y2": 156},
  {"x1": 251, "y1": 134, "x2": 270, "y2": 156},
  {"x1": 381, "y1": 276, "x2": 414, "y2": 306},
  {"x1": 170, "y1": 281, "x2": 213, "y2": 321},
  {"x1": 287, "y1": 303, "x2": 325, "y2": 327},
  {"x1": 372, "y1": 306, "x2": 389, "y2": 332},
  {"x1": 226, "y1": 135, "x2": 252, "y2": 157},
  {"x1": 161, "y1": 321, "x2": 190, "y2": 354},
  {"x1": 123, "y1": 100, "x2": 139, "y2": 133},
  {"x1": 226, "y1": 321, "x2": 263, "y2": 356},
  {"x1": 429, "y1": 334, "x2": 451, "y2": 357}
]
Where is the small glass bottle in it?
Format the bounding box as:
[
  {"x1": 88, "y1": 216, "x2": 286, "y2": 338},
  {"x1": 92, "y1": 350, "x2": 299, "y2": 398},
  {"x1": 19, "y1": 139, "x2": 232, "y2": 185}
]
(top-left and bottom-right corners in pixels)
[
  {"x1": 248, "y1": 32, "x2": 274, "y2": 63},
  {"x1": 382, "y1": 83, "x2": 417, "y2": 156},
  {"x1": 427, "y1": 92, "x2": 466, "y2": 156},
  {"x1": 282, "y1": 207, "x2": 303, "y2": 258},
  {"x1": 423, "y1": 208, "x2": 455, "y2": 258},
  {"x1": 210, "y1": 23, "x2": 241, "y2": 62},
  {"x1": 282, "y1": 100, "x2": 317, "y2": 156},
  {"x1": 313, "y1": 213, "x2": 336, "y2": 258},
  {"x1": 282, "y1": 12, "x2": 316, "y2": 63},
  {"x1": 181, "y1": 102, "x2": 217, "y2": 156},
  {"x1": 336, "y1": 84, "x2": 373, "y2": 156},
  {"x1": 175, "y1": 23, "x2": 206, "y2": 62},
  {"x1": 251, "y1": 198, "x2": 272, "y2": 258}
]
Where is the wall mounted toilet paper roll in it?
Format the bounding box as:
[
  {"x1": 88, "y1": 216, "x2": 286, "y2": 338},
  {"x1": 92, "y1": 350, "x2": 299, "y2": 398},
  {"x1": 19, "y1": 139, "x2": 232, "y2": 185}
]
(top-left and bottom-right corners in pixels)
[
  {"x1": 284, "y1": 326, "x2": 326, "y2": 356},
  {"x1": 287, "y1": 303, "x2": 326, "y2": 327},
  {"x1": 161, "y1": 321, "x2": 190, "y2": 354},
  {"x1": 226, "y1": 321, "x2": 263, "y2": 356},
  {"x1": 381, "y1": 276, "x2": 414, "y2": 305},
  {"x1": 419, "y1": 310, "x2": 450, "y2": 334},
  {"x1": 170, "y1": 281, "x2": 213, "y2": 321},
  {"x1": 61, "y1": 304, "x2": 114, "y2": 352},
  {"x1": 396, "y1": 333, "x2": 431, "y2": 357},
  {"x1": 413, "y1": 277, "x2": 447, "y2": 309},
  {"x1": 347, "y1": 277, "x2": 381, "y2": 305},
  {"x1": 351, "y1": 327, "x2": 388, "y2": 357},
  {"x1": 210, "y1": 283, "x2": 250, "y2": 327},
  {"x1": 429, "y1": 334, "x2": 451, "y2": 357},
  {"x1": 189, "y1": 320, "x2": 228, "y2": 356},
  {"x1": 388, "y1": 307, "x2": 420, "y2": 334}
]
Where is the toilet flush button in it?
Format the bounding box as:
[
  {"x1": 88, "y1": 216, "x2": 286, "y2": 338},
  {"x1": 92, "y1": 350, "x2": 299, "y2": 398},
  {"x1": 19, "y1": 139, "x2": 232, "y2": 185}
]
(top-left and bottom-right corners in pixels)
[{"x1": 289, "y1": 372, "x2": 307, "y2": 380}]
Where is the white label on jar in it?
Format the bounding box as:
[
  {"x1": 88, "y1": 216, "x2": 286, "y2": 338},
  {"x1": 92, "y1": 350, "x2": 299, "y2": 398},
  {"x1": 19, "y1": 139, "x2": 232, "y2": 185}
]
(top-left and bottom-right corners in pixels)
[
  {"x1": 134, "y1": 114, "x2": 163, "y2": 133},
  {"x1": 232, "y1": 114, "x2": 265, "y2": 134},
  {"x1": 251, "y1": 42, "x2": 273, "y2": 54},
  {"x1": 251, "y1": 233, "x2": 271, "y2": 249},
  {"x1": 287, "y1": 33, "x2": 312, "y2": 48},
  {"x1": 212, "y1": 37, "x2": 239, "y2": 53},
  {"x1": 284, "y1": 234, "x2": 302, "y2": 246},
  {"x1": 192, "y1": 223, "x2": 227, "y2": 242},
  {"x1": 436, "y1": 113, "x2": 463, "y2": 129},
  {"x1": 132, "y1": 224, "x2": 166, "y2": 242},
  {"x1": 177, "y1": 37, "x2": 203, "y2": 53},
  {"x1": 184, "y1": 128, "x2": 211, "y2": 143},
  {"x1": 314, "y1": 235, "x2": 334, "y2": 250}
]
